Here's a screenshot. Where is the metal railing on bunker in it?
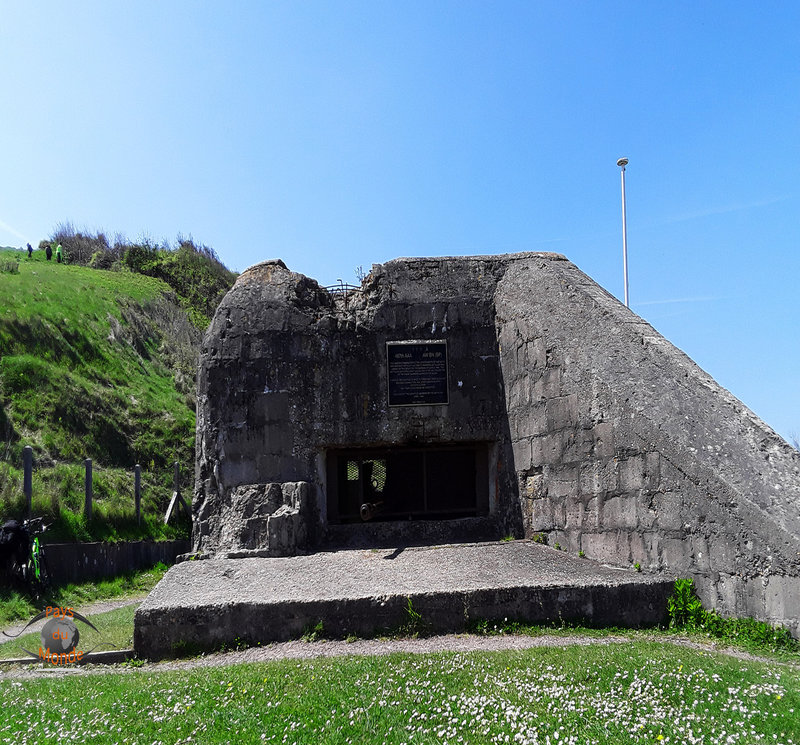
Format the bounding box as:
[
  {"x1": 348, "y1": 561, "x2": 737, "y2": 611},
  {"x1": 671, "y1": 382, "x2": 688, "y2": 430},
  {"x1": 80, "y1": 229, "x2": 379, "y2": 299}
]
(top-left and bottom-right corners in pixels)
[{"x1": 324, "y1": 281, "x2": 363, "y2": 309}]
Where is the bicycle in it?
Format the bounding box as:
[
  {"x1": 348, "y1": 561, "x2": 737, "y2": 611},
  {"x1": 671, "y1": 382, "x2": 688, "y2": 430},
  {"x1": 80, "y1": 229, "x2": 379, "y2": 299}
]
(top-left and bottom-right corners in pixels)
[
  {"x1": 0, "y1": 516, "x2": 50, "y2": 595},
  {"x1": 27, "y1": 518, "x2": 50, "y2": 592}
]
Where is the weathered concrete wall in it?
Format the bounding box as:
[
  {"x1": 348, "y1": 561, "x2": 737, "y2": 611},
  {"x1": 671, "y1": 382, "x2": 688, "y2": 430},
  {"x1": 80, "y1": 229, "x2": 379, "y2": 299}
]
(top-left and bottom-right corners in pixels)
[
  {"x1": 213, "y1": 481, "x2": 312, "y2": 557},
  {"x1": 194, "y1": 257, "x2": 521, "y2": 555},
  {"x1": 44, "y1": 539, "x2": 190, "y2": 585},
  {"x1": 495, "y1": 256, "x2": 800, "y2": 633},
  {"x1": 194, "y1": 252, "x2": 800, "y2": 633}
]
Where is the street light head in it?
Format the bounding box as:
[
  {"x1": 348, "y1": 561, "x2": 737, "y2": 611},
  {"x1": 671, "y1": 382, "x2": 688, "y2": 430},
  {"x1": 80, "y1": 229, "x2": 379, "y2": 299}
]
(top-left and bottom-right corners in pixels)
[{"x1": 616, "y1": 157, "x2": 629, "y2": 167}]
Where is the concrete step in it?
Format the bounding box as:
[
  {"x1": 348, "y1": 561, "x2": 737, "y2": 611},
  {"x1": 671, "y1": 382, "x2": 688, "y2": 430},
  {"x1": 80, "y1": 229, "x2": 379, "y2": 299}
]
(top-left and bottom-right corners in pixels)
[{"x1": 134, "y1": 540, "x2": 675, "y2": 660}]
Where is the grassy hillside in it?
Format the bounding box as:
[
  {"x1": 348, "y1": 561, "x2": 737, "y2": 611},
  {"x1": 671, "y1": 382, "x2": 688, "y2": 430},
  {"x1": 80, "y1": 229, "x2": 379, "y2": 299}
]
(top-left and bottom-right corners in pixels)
[{"x1": 0, "y1": 249, "x2": 203, "y2": 541}]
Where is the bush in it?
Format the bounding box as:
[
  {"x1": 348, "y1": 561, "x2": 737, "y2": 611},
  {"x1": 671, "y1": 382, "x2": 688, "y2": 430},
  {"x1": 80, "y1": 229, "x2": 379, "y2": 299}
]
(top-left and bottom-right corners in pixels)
[
  {"x1": 88, "y1": 249, "x2": 116, "y2": 270},
  {"x1": 666, "y1": 578, "x2": 798, "y2": 653},
  {"x1": 123, "y1": 239, "x2": 160, "y2": 275},
  {"x1": 0, "y1": 255, "x2": 20, "y2": 274},
  {"x1": 123, "y1": 237, "x2": 236, "y2": 324},
  {"x1": 50, "y1": 221, "x2": 119, "y2": 266},
  {"x1": 667, "y1": 577, "x2": 704, "y2": 628}
]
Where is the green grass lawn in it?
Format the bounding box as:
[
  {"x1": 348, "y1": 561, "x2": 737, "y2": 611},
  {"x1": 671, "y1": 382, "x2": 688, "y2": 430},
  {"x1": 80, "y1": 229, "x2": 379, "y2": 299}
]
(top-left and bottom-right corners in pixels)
[{"x1": 0, "y1": 641, "x2": 798, "y2": 744}]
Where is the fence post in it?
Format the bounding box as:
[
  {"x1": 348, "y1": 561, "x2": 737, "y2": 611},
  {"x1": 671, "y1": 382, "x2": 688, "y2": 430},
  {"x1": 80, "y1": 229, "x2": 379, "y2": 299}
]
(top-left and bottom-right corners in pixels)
[
  {"x1": 23, "y1": 445, "x2": 32, "y2": 517},
  {"x1": 84, "y1": 458, "x2": 92, "y2": 522},
  {"x1": 134, "y1": 464, "x2": 141, "y2": 526},
  {"x1": 164, "y1": 461, "x2": 190, "y2": 524}
]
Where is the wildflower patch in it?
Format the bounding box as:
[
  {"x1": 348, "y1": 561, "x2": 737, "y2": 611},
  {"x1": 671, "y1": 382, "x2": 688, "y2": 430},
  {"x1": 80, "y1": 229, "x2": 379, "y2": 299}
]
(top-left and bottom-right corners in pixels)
[{"x1": 0, "y1": 640, "x2": 797, "y2": 743}]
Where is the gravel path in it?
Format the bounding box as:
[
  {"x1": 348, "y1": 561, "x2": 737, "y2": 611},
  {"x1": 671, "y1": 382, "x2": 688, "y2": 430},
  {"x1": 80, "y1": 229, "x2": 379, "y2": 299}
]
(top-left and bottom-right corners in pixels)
[
  {"x1": 0, "y1": 632, "x2": 632, "y2": 679},
  {"x1": 138, "y1": 632, "x2": 632, "y2": 672},
  {"x1": 2, "y1": 626, "x2": 797, "y2": 680}
]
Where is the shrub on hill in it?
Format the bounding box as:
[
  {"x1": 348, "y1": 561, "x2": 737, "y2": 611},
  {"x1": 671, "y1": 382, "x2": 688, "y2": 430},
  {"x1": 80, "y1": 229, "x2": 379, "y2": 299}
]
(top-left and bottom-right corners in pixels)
[
  {"x1": 47, "y1": 224, "x2": 236, "y2": 329},
  {"x1": 0, "y1": 254, "x2": 20, "y2": 274},
  {"x1": 123, "y1": 237, "x2": 236, "y2": 325},
  {"x1": 49, "y1": 223, "x2": 119, "y2": 267}
]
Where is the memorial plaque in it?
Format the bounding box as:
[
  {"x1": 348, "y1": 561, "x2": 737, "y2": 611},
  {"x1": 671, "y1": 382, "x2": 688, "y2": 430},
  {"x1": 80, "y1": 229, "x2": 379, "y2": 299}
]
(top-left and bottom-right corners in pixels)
[{"x1": 387, "y1": 340, "x2": 449, "y2": 406}]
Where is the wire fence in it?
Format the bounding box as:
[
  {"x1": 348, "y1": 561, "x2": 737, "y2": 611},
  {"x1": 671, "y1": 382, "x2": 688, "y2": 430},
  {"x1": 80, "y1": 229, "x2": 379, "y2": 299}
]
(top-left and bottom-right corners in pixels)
[{"x1": 19, "y1": 445, "x2": 189, "y2": 525}]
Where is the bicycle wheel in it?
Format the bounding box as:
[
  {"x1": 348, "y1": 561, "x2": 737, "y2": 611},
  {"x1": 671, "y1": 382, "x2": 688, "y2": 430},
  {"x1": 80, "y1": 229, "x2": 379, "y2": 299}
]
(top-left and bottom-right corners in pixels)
[
  {"x1": 36, "y1": 544, "x2": 50, "y2": 590},
  {"x1": 8, "y1": 558, "x2": 26, "y2": 590},
  {"x1": 27, "y1": 539, "x2": 49, "y2": 597}
]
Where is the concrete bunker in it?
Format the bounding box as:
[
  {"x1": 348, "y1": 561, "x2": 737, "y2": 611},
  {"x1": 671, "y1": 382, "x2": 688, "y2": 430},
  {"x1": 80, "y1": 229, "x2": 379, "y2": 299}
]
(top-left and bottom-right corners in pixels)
[{"x1": 193, "y1": 252, "x2": 800, "y2": 634}]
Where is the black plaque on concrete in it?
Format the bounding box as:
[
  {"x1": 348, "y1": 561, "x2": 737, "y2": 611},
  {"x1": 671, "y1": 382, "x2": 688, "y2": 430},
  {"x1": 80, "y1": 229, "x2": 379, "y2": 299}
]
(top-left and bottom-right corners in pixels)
[{"x1": 387, "y1": 340, "x2": 449, "y2": 406}]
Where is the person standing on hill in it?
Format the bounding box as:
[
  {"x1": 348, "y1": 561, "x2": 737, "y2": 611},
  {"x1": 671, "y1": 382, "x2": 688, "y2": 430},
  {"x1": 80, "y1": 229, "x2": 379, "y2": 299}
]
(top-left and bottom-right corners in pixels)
[
  {"x1": 26, "y1": 243, "x2": 32, "y2": 258},
  {"x1": 45, "y1": 243, "x2": 52, "y2": 261},
  {"x1": 55, "y1": 243, "x2": 62, "y2": 263}
]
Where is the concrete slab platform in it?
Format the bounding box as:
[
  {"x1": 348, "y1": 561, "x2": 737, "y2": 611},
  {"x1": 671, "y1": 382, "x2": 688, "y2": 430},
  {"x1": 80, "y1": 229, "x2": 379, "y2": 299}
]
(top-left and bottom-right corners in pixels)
[{"x1": 134, "y1": 540, "x2": 675, "y2": 659}]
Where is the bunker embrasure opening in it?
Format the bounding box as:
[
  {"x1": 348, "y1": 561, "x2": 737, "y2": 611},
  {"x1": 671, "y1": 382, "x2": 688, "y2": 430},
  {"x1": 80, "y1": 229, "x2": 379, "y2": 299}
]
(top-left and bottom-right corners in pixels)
[{"x1": 326, "y1": 443, "x2": 490, "y2": 524}]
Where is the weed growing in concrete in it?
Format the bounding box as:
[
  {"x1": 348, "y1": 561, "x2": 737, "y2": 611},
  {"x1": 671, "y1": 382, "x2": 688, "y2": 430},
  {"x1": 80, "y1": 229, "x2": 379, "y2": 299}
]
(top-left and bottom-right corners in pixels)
[
  {"x1": 667, "y1": 578, "x2": 705, "y2": 627},
  {"x1": 399, "y1": 597, "x2": 425, "y2": 637},
  {"x1": 667, "y1": 578, "x2": 799, "y2": 654},
  {"x1": 301, "y1": 620, "x2": 325, "y2": 642},
  {"x1": 219, "y1": 636, "x2": 248, "y2": 653}
]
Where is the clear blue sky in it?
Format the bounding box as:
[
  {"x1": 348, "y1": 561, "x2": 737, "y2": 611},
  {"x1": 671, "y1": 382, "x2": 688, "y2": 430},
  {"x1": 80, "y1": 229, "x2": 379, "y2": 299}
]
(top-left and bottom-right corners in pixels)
[{"x1": 2, "y1": 2, "x2": 798, "y2": 443}]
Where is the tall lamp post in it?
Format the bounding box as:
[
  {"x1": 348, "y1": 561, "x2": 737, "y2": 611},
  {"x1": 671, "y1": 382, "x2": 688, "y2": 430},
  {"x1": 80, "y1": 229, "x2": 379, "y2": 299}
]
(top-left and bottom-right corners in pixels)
[{"x1": 616, "y1": 157, "x2": 630, "y2": 307}]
